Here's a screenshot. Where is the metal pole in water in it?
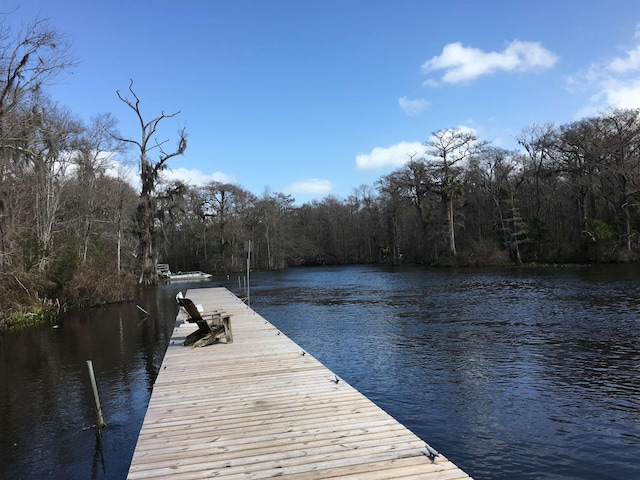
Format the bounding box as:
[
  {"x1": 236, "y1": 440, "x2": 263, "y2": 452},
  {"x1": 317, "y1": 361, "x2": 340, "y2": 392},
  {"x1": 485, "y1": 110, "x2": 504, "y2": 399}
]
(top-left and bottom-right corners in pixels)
[{"x1": 86, "y1": 360, "x2": 107, "y2": 431}]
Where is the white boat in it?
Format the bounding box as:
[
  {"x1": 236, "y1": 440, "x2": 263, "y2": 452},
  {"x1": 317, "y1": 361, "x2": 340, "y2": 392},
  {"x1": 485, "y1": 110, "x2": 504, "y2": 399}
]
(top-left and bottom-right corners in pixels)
[{"x1": 168, "y1": 270, "x2": 213, "y2": 281}]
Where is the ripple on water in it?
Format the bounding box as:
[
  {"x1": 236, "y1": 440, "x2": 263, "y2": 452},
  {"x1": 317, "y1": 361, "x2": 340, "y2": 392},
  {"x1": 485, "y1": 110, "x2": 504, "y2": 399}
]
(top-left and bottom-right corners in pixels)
[{"x1": 252, "y1": 265, "x2": 640, "y2": 480}]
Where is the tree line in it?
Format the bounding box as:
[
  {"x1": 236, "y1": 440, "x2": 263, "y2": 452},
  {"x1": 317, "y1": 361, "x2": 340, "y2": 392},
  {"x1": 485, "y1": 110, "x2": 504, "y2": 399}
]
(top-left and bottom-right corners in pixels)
[
  {"x1": 163, "y1": 110, "x2": 640, "y2": 272},
  {"x1": 1, "y1": 18, "x2": 639, "y2": 327}
]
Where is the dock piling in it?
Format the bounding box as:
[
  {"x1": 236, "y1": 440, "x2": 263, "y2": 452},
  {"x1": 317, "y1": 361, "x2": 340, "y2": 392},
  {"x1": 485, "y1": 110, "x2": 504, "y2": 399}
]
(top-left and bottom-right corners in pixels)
[{"x1": 86, "y1": 360, "x2": 107, "y2": 431}]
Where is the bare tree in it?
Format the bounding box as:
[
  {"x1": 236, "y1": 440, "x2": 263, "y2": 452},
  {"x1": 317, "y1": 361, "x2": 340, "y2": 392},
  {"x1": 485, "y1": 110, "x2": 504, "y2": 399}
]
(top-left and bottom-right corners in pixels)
[
  {"x1": 72, "y1": 113, "x2": 125, "y2": 263},
  {"x1": 255, "y1": 188, "x2": 294, "y2": 270},
  {"x1": 477, "y1": 147, "x2": 527, "y2": 264},
  {"x1": 200, "y1": 182, "x2": 249, "y2": 272},
  {"x1": 114, "y1": 80, "x2": 187, "y2": 285},
  {"x1": 0, "y1": 17, "x2": 75, "y2": 118},
  {"x1": 516, "y1": 123, "x2": 558, "y2": 218},
  {"x1": 424, "y1": 128, "x2": 487, "y2": 257},
  {"x1": 557, "y1": 117, "x2": 605, "y2": 245},
  {"x1": 0, "y1": 17, "x2": 76, "y2": 269},
  {"x1": 29, "y1": 98, "x2": 82, "y2": 270},
  {"x1": 597, "y1": 109, "x2": 640, "y2": 253},
  {"x1": 377, "y1": 170, "x2": 408, "y2": 265}
]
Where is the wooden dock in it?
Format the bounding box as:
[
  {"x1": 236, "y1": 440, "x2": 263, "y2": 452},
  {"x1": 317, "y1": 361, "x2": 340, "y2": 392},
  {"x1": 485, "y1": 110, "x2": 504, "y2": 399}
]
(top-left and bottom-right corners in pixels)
[{"x1": 127, "y1": 287, "x2": 472, "y2": 479}]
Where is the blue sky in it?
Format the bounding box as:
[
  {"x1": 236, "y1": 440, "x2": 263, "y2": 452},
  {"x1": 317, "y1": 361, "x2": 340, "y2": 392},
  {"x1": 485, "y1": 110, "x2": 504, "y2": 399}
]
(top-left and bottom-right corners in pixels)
[{"x1": 4, "y1": 0, "x2": 640, "y2": 203}]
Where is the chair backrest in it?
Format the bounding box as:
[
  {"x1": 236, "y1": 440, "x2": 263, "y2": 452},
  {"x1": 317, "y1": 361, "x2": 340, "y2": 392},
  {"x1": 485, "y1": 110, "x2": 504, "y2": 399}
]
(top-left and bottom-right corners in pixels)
[{"x1": 176, "y1": 297, "x2": 203, "y2": 321}]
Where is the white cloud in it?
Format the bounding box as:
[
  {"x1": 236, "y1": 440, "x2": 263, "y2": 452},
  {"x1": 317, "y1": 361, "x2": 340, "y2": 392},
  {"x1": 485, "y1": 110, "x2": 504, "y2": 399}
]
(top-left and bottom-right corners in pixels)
[
  {"x1": 601, "y1": 77, "x2": 640, "y2": 107},
  {"x1": 106, "y1": 163, "x2": 237, "y2": 192},
  {"x1": 570, "y1": 30, "x2": 640, "y2": 115},
  {"x1": 282, "y1": 178, "x2": 333, "y2": 196},
  {"x1": 422, "y1": 40, "x2": 558, "y2": 84},
  {"x1": 164, "y1": 167, "x2": 237, "y2": 186},
  {"x1": 422, "y1": 78, "x2": 440, "y2": 88},
  {"x1": 106, "y1": 162, "x2": 138, "y2": 187},
  {"x1": 355, "y1": 141, "x2": 424, "y2": 170},
  {"x1": 607, "y1": 44, "x2": 640, "y2": 73},
  {"x1": 398, "y1": 96, "x2": 430, "y2": 116}
]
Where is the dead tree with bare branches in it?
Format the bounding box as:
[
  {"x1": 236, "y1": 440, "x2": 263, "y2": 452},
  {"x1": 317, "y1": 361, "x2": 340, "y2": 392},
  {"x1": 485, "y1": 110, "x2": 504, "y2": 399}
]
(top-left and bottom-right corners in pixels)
[{"x1": 114, "y1": 81, "x2": 187, "y2": 285}]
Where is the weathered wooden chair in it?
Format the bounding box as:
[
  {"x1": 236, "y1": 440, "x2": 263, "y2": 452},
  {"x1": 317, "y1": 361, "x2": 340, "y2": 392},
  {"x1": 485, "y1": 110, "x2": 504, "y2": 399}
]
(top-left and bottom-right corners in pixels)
[{"x1": 176, "y1": 296, "x2": 233, "y2": 347}]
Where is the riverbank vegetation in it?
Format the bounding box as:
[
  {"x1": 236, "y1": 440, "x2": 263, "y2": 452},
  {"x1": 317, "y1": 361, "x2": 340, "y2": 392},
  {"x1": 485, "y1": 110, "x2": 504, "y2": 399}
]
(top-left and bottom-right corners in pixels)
[
  {"x1": 1, "y1": 17, "x2": 639, "y2": 329},
  {"x1": 156, "y1": 109, "x2": 640, "y2": 271}
]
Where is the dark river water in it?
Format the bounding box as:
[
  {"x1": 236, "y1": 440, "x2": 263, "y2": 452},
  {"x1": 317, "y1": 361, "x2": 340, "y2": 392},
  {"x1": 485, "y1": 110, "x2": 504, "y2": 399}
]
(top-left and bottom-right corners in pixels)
[{"x1": 1, "y1": 265, "x2": 639, "y2": 479}]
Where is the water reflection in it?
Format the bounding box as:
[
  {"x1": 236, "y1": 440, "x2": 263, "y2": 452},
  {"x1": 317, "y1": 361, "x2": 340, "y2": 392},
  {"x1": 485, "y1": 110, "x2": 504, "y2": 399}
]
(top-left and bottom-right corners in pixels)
[{"x1": 0, "y1": 283, "x2": 184, "y2": 480}]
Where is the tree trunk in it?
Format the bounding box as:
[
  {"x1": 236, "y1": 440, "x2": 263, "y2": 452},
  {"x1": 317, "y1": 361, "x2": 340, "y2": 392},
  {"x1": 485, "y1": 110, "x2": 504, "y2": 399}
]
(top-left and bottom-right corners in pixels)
[
  {"x1": 447, "y1": 197, "x2": 456, "y2": 257},
  {"x1": 622, "y1": 201, "x2": 632, "y2": 252},
  {"x1": 137, "y1": 194, "x2": 156, "y2": 285}
]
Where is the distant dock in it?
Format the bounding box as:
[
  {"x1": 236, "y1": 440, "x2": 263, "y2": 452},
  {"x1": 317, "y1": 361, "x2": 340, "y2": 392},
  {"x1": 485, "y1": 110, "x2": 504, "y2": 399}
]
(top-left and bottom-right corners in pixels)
[{"x1": 127, "y1": 287, "x2": 472, "y2": 479}]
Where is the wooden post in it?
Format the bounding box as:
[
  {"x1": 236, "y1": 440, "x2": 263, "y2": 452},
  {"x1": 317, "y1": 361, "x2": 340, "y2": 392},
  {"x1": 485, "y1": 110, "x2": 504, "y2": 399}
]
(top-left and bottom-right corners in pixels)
[
  {"x1": 86, "y1": 360, "x2": 107, "y2": 430},
  {"x1": 223, "y1": 316, "x2": 233, "y2": 344}
]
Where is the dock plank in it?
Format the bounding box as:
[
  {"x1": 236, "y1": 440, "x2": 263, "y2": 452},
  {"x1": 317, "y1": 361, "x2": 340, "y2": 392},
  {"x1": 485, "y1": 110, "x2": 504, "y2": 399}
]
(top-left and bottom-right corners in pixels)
[{"x1": 127, "y1": 287, "x2": 471, "y2": 479}]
